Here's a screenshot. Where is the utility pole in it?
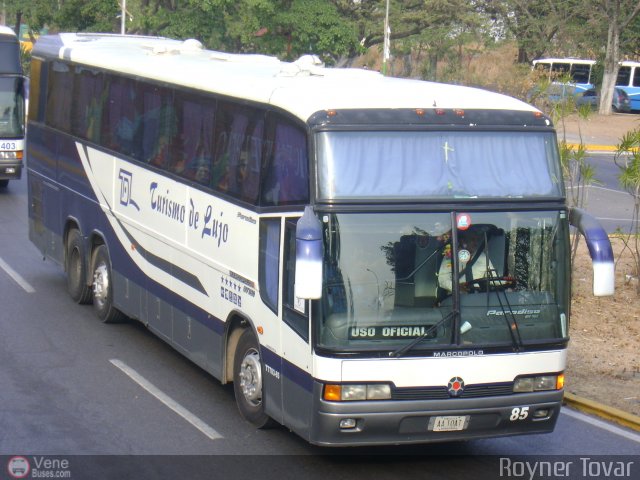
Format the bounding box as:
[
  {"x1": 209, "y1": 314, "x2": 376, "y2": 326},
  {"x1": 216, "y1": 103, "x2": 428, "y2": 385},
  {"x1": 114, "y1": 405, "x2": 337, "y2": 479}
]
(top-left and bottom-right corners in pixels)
[
  {"x1": 382, "y1": 0, "x2": 390, "y2": 75},
  {"x1": 121, "y1": 0, "x2": 126, "y2": 35}
]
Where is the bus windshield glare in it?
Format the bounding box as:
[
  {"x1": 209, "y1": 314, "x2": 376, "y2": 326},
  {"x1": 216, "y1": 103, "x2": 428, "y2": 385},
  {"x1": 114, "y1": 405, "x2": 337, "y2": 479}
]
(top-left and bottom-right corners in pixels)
[
  {"x1": 0, "y1": 77, "x2": 25, "y2": 137},
  {"x1": 317, "y1": 210, "x2": 570, "y2": 352},
  {"x1": 316, "y1": 131, "x2": 562, "y2": 200}
]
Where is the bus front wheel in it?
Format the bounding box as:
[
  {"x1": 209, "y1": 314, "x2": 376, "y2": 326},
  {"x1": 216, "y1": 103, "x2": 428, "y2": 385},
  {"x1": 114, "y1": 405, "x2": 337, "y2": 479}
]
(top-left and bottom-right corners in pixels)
[
  {"x1": 91, "y1": 245, "x2": 126, "y2": 323},
  {"x1": 233, "y1": 328, "x2": 275, "y2": 428},
  {"x1": 66, "y1": 229, "x2": 92, "y2": 304}
]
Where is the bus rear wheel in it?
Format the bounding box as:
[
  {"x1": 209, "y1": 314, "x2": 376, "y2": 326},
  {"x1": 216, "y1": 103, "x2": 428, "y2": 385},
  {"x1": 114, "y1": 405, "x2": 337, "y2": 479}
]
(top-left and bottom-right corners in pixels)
[
  {"x1": 233, "y1": 328, "x2": 275, "y2": 428},
  {"x1": 66, "y1": 229, "x2": 92, "y2": 304},
  {"x1": 91, "y1": 245, "x2": 126, "y2": 323}
]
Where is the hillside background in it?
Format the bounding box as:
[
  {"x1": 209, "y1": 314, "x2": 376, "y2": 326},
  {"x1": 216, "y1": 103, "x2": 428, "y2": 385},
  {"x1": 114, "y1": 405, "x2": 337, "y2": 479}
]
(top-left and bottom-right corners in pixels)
[{"x1": 7, "y1": 1, "x2": 640, "y2": 113}]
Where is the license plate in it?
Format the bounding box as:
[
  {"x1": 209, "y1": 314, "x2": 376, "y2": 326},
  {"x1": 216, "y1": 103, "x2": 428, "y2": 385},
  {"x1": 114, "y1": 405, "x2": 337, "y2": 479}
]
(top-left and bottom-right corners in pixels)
[{"x1": 428, "y1": 415, "x2": 470, "y2": 432}]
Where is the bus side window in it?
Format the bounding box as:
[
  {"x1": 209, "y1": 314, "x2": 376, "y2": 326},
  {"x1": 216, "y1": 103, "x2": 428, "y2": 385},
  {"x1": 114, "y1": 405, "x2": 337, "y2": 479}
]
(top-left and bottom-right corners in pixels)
[
  {"x1": 70, "y1": 67, "x2": 107, "y2": 144},
  {"x1": 101, "y1": 76, "x2": 139, "y2": 155},
  {"x1": 45, "y1": 61, "x2": 73, "y2": 132},
  {"x1": 283, "y1": 219, "x2": 309, "y2": 341},
  {"x1": 261, "y1": 116, "x2": 309, "y2": 206},
  {"x1": 140, "y1": 85, "x2": 176, "y2": 169},
  {"x1": 175, "y1": 94, "x2": 214, "y2": 184},
  {"x1": 28, "y1": 59, "x2": 45, "y2": 122},
  {"x1": 633, "y1": 67, "x2": 640, "y2": 87},
  {"x1": 259, "y1": 218, "x2": 281, "y2": 313},
  {"x1": 616, "y1": 66, "x2": 631, "y2": 86}
]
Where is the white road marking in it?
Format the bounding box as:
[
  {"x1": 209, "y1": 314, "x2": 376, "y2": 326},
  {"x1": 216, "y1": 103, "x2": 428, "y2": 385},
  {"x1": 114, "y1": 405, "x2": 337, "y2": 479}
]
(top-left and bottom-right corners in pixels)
[
  {"x1": 566, "y1": 185, "x2": 626, "y2": 194},
  {"x1": 0, "y1": 256, "x2": 35, "y2": 293},
  {"x1": 110, "y1": 358, "x2": 223, "y2": 440},
  {"x1": 561, "y1": 407, "x2": 640, "y2": 443}
]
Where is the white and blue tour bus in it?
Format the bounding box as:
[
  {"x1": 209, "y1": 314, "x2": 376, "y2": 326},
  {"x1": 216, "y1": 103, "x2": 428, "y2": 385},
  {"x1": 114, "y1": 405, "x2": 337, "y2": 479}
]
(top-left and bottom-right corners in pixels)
[
  {"x1": 532, "y1": 58, "x2": 596, "y2": 95},
  {"x1": 27, "y1": 33, "x2": 614, "y2": 446},
  {"x1": 616, "y1": 60, "x2": 640, "y2": 111},
  {"x1": 0, "y1": 25, "x2": 26, "y2": 187}
]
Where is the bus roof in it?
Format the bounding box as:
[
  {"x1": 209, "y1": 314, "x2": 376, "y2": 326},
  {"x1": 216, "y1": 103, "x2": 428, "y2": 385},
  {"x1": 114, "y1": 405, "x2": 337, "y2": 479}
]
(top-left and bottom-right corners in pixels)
[
  {"x1": 33, "y1": 32, "x2": 540, "y2": 123},
  {"x1": 533, "y1": 58, "x2": 596, "y2": 66},
  {"x1": 0, "y1": 26, "x2": 16, "y2": 38},
  {"x1": 620, "y1": 60, "x2": 640, "y2": 67}
]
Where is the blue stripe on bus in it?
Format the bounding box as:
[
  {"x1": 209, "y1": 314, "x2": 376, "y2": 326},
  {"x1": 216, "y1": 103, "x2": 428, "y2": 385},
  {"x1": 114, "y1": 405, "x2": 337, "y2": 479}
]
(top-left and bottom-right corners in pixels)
[
  {"x1": 29, "y1": 124, "x2": 317, "y2": 393},
  {"x1": 262, "y1": 341, "x2": 314, "y2": 393},
  {"x1": 117, "y1": 218, "x2": 209, "y2": 296}
]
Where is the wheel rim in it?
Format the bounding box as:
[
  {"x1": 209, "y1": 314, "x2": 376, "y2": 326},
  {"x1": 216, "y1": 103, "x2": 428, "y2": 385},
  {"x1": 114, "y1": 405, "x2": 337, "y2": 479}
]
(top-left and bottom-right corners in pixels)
[
  {"x1": 93, "y1": 262, "x2": 109, "y2": 310},
  {"x1": 239, "y1": 348, "x2": 262, "y2": 406}
]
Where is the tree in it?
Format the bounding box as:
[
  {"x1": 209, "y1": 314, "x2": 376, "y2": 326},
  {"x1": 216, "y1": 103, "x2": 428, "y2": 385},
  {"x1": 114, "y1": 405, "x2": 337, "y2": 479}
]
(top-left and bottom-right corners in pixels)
[
  {"x1": 54, "y1": 0, "x2": 118, "y2": 33},
  {"x1": 3, "y1": 0, "x2": 56, "y2": 39},
  {"x1": 333, "y1": 0, "x2": 485, "y2": 72},
  {"x1": 596, "y1": 1, "x2": 640, "y2": 115},
  {"x1": 614, "y1": 129, "x2": 640, "y2": 294},
  {"x1": 163, "y1": 0, "x2": 360, "y2": 62},
  {"x1": 477, "y1": 0, "x2": 585, "y2": 64}
]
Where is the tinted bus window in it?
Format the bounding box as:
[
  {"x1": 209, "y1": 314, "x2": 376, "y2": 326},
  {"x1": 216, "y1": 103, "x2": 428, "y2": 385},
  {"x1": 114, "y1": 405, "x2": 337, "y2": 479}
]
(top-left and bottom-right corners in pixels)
[
  {"x1": 102, "y1": 76, "x2": 138, "y2": 155},
  {"x1": 616, "y1": 66, "x2": 631, "y2": 86},
  {"x1": 46, "y1": 62, "x2": 73, "y2": 131},
  {"x1": 169, "y1": 92, "x2": 215, "y2": 183},
  {"x1": 213, "y1": 102, "x2": 265, "y2": 202},
  {"x1": 71, "y1": 67, "x2": 106, "y2": 142},
  {"x1": 261, "y1": 116, "x2": 309, "y2": 206},
  {"x1": 140, "y1": 84, "x2": 176, "y2": 168}
]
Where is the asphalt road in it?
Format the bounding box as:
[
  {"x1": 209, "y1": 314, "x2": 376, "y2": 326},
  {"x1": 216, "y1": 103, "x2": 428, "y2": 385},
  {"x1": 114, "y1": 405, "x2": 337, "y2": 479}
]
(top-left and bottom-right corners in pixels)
[
  {"x1": 0, "y1": 175, "x2": 638, "y2": 479},
  {"x1": 579, "y1": 154, "x2": 637, "y2": 233}
]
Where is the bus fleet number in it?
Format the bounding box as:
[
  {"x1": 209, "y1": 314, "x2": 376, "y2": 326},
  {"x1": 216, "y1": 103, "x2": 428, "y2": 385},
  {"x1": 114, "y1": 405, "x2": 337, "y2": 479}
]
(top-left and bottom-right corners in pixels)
[
  {"x1": 510, "y1": 407, "x2": 529, "y2": 421},
  {"x1": 0, "y1": 142, "x2": 16, "y2": 150}
]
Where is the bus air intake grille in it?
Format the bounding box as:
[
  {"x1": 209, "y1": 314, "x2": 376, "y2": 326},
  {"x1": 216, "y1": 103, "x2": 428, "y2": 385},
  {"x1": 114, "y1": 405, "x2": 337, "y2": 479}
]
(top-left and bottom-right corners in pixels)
[{"x1": 391, "y1": 382, "x2": 514, "y2": 400}]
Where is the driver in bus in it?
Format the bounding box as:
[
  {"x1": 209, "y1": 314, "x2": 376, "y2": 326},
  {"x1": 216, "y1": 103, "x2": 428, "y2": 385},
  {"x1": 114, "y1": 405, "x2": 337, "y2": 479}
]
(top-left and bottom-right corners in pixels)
[{"x1": 437, "y1": 228, "x2": 496, "y2": 293}]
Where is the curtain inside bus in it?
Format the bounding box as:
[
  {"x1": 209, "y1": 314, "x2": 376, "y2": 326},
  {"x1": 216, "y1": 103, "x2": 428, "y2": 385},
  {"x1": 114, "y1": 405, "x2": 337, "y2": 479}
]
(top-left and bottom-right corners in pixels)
[{"x1": 316, "y1": 131, "x2": 562, "y2": 201}]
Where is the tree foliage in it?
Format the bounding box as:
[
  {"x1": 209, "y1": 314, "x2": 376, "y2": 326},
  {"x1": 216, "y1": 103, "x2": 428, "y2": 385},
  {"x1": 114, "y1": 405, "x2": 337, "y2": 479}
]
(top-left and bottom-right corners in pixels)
[{"x1": 4, "y1": 0, "x2": 640, "y2": 110}]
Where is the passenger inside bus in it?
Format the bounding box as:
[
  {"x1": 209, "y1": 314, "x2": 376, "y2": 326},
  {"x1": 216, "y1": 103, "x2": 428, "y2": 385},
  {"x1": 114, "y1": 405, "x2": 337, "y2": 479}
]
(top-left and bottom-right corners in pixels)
[{"x1": 438, "y1": 226, "x2": 508, "y2": 293}]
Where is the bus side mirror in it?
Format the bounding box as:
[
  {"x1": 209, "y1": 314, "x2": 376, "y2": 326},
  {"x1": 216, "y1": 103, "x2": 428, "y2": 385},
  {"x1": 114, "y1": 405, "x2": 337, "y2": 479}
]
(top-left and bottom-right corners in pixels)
[
  {"x1": 295, "y1": 206, "x2": 323, "y2": 299},
  {"x1": 569, "y1": 208, "x2": 615, "y2": 296}
]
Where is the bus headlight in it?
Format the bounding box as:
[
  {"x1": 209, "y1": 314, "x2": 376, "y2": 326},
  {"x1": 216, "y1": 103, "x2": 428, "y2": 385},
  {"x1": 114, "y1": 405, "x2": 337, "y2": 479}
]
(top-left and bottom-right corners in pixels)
[
  {"x1": 513, "y1": 374, "x2": 563, "y2": 393},
  {"x1": 323, "y1": 383, "x2": 392, "y2": 401}
]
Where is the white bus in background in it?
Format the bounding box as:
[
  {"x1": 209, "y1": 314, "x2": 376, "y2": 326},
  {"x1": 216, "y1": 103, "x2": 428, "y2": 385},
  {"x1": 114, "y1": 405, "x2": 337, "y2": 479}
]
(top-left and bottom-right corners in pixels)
[
  {"x1": 0, "y1": 25, "x2": 26, "y2": 188},
  {"x1": 532, "y1": 58, "x2": 596, "y2": 93},
  {"x1": 27, "y1": 33, "x2": 614, "y2": 446},
  {"x1": 616, "y1": 60, "x2": 640, "y2": 111}
]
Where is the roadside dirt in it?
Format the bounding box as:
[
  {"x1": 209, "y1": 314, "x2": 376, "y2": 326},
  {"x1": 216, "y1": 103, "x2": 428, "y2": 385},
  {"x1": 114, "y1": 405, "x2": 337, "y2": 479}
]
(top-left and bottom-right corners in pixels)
[
  {"x1": 568, "y1": 238, "x2": 640, "y2": 416},
  {"x1": 560, "y1": 113, "x2": 640, "y2": 417},
  {"x1": 555, "y1": 112, "x2": 640, "y2": 145}
]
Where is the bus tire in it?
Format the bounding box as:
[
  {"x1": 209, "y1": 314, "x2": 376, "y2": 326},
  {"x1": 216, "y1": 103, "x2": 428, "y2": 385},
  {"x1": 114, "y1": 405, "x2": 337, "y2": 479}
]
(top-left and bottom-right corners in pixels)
[
  {"x1": 66, "y1": 229, "x2": 93, "y2": 304},
  {"x1": 91, "y1": 245, "x2": 126, "y2": 323},
  {"x1": 0, "y1": 180, "x2": 9, "y2": 188},
  {"x1": 233, "y1": 328, "x2": 275, "y2": 429}
]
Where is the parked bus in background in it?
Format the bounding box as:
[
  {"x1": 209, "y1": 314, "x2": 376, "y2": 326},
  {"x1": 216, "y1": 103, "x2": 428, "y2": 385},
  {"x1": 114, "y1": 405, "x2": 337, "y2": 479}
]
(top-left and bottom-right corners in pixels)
[
  {"x1": 616, "y1": 60, "x2": 640, "y2": 111},
  {"x1": 0, "y1": 26, "x2": 25, "y2": 188},
  {"x1": 532, "y1": 58, "x2": 596, "y2": 93},
  {"x1": 27, "y1": 33, "x2": 614, "y2": 446}
]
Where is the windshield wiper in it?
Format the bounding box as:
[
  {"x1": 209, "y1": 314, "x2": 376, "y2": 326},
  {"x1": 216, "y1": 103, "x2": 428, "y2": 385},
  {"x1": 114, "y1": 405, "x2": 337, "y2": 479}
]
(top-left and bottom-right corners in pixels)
[
  {"x1": 487, "y1": 269, "x2": 523, "y2": 351},
  {"x1": 389, "y1": 310, "x2": 456, "y2": 358}
]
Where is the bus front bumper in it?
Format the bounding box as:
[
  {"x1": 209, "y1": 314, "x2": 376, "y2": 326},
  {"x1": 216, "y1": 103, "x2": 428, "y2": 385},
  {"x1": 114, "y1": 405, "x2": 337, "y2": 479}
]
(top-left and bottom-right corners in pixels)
[
  {"x1": 0, "y1": 159, "x2": 23, "y2": 180},
  {"x1": 309, "y1": 386, "x2": 563, "y2": 446}
]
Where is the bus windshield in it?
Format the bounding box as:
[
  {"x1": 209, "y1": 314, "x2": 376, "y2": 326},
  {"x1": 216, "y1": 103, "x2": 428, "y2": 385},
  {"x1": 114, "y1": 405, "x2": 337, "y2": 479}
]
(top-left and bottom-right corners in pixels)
[
  {"x1": 0, "y1": 77, "x2": 25, "y2": 137},
  {"x1": 317, "y1": 210, "x2": 570, "y2": 353},
  {"x1": 316, "y1": 131, "x2": 563, "y2": 201}
]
